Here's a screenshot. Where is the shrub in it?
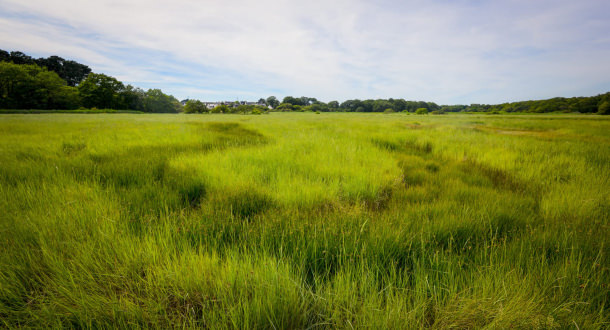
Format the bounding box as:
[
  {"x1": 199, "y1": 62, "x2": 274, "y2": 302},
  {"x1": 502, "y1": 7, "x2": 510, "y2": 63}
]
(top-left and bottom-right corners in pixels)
[
  {"x1": 276, "y1": 103, "x2": 293, "y2": 112},
  {"x1": 211, "y1": 104, "x2": 229, "y2": 113},
  {"x1": 415, "y1": 108, "x2": 428, "y2": 115}
]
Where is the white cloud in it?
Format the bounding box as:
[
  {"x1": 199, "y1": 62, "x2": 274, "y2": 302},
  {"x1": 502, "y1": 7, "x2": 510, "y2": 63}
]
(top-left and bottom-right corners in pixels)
[{"x1": 1, "y1": 0, "x2": 608, "y2": 103}]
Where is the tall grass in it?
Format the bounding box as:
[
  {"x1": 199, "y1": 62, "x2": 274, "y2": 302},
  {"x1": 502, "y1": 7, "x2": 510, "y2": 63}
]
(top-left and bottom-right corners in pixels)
[{"x1": 0, "y1": 113, "x2": 608, "y2": 328}]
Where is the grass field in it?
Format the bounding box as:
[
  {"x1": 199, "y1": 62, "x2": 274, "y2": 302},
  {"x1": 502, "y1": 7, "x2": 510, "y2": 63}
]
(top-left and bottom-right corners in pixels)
[{"x1": 0, "y1": 113, "x2": 608, "y2": 328}]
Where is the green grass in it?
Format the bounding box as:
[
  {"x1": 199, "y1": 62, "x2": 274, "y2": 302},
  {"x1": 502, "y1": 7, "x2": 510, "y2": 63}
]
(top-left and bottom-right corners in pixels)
[{"x1": 0, "y1": 112, "x2": 608, "y2": 328}]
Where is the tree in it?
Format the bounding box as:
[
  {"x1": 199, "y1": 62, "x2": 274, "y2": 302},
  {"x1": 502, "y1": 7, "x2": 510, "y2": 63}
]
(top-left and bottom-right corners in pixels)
[
  {"x1": 340, "y1": 99, "x2": 362, "y2": 112},
  {"x1": 0, "y1": 49, "x2": 9, "y2": 62},
  {"x1": 119, "y1": 85, "x2": 146, "y2": 111},
  {"x1": 183, "y1": 99, "x2": 207, "y2": 113},
  {"x1": 300, "y1": 96, "x2": 317, "y2": 106},
  {"x1": 78, "y1": 73, "x2": 125, "y2": 109},
  {"x1": 572, "y1": 97, "x2": 598, "y2": 113},
  {"x1": 310, "y1": 103, "x2": 329, "y2": 112},
  {"x1": 0, "y1": 62, "x2": 39, "y2": 109},
  {"x1": 144, "y1": 89, "x2": 181, "y2": 113},
  {"x1": 0, "y1": 62, "x2": 79, "y2": 109},
  {"x1": 328, "y1": 101, "x2": 339, "y2": 110},
  {"x1": 392, "y1": 98, "x2": 407, "y2": 111},
  {"x1": 9, "y1": 51, "x2": 34, "y2": 65},
  {"x1": 373, "y1": 99, "x2": 393, "y2": 112},
  {"x1": 36, "y1": 56, "x2": 91, "y2": 86},
  {"x1": 266, "y1": 96, "x2": 279, "y2": 109},
  {"x1": 35, "y1": 70, "x2": 80, "y2": 109},
  {"x1": 598, "y1": 101, "x2": 610, "y2": 115},
  {"x1": 282, "y1": 96, "x2": 299, "y2": 105},
  {"x1": 61, "y1": 60, "x2": 91, "y2": 86}
]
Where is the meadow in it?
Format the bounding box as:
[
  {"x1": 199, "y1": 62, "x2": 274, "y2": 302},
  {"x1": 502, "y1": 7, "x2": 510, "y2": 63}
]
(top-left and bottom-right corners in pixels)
[{"x1": 0, "y1": 112, "x2": 608, "y2": 328}]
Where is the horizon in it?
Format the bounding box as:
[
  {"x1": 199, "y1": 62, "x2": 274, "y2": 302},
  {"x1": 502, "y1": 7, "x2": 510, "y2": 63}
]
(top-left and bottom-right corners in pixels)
[{"x1": 1, "y1": 0, "x2": 609, "y2": 105}]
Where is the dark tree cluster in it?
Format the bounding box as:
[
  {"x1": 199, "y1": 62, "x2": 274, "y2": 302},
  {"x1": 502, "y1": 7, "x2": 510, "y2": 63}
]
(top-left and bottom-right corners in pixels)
[
  {"x1": 0, "y1": 50, "x2": 181, "y2": 112},
  {"x1": 0, "y1": 50, "x2": 91, "y2": 86}
]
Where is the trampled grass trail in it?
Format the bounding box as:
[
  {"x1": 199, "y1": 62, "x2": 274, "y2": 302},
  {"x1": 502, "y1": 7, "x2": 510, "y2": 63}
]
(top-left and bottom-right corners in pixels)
[{"x1": 0, "y1": 113, "x2": 608, "y2": 328}]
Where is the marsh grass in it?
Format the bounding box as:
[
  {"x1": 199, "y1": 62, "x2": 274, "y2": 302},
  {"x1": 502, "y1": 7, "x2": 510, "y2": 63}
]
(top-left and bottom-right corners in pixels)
[{"x1": 0, "y1": 113, "x2": 608, "y2": 328}]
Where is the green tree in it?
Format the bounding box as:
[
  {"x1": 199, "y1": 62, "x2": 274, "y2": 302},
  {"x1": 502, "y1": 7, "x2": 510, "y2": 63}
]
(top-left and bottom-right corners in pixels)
[
  {"x1": 266, "y1": 96, "x2": 279, "y2": 109},
  {"x1": 310, "y1": 103, "x2": 329, "y2": 112},
  {"x1": 9, "y1": 51, "x2": 34, "y2": 65},
  {"x1": 119, "y1": 85, "x2": 146, "y2": 111},
  {"x1": 0, "y1": 62, "x2": 79, "y2": 109},
  {"x1": 144, "y1": 89, "x2": 181, "y2": 113},
  {"x1": 598, "y1": 101, "x2": 610, "y2": 115},
  {"x1": 373, "y1": 100, "x2": 393, "y2": 112},
  {"x1": 282, "y1": 96, "x2": 299, "y2": 105},
  {"x1": 183, "y1": 99, "x2": 207, "y2": 113},
  {"x1": 36, "y1": 56, "x2": 91, "y2": 86},
  {"x1": 571, "y1": 98, "x2": 598, "y2": 113},
  {"x1": 0, "y1": 49, "x2": 9, "y2": 62},
  {"x1": 78, "y1": 73, "x2": 125, "y2": 109},
  {"x1": 35, "y1": 70, "x2": 80, "y2": 109},
  {"x1": 328, "y1": 101, "x2": 339, "y2": 110},
  {"x1": 0, "y1": 62, "x2": 39, "y2": 108}
]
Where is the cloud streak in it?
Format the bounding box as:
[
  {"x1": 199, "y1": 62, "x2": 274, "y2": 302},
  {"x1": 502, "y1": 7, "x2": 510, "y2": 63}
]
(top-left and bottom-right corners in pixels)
[{"x1": 1, "y1": 0, "x2": 609, "y2": 104}]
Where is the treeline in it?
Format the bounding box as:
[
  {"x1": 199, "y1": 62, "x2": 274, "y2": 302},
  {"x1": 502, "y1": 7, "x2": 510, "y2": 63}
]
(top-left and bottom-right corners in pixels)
[
  {"x1": 252, "y1": 94, "x2": 609, "y2": 114},
  {"x1": 464, "y1": 94, "x2": 610, "y2": 114},
  {"x1": 183, "y1": 100, "x2": 268, "y2": 114},
  {"x1": 2, "y1": 50, "x2": 608, "y2": 114},
  {"x1": 184, "y1": 96, "x2": 442, "y2": 114},
  {"x1": 0, "y1": 50, "x2": 181, "y2": 112}
]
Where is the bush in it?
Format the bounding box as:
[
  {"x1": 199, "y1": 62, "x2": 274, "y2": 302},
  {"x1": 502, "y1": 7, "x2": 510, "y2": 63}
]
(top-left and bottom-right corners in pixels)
[
  {"x1": 211, "y1": 104, "x2": 229, "y2": 113},
  {"x1": 276, "y1": 103, "x2": 293, "y2": 112},
  {"x1": 383, "y1": 108, "x2": 394, "y2": 114},
  {"x1": 415, "y1": 108, "x2": 428, "y2": 115}
]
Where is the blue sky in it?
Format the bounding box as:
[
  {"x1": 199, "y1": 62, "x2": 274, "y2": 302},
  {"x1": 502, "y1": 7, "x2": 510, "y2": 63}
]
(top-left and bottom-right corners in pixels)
[{"x1": 1, "y1": 0, "x2": 609, "y2": 104}]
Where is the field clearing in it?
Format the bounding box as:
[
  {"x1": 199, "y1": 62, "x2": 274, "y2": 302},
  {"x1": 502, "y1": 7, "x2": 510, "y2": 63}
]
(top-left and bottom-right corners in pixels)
[{"x1": 0, "y1": 112, "x2": 608, "y2": 328}]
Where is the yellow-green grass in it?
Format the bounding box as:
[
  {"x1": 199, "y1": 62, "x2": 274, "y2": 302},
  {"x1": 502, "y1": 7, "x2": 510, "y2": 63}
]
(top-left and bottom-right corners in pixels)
[{"x1": 0, "y1": 113, "x2": 608, "y2": 328}]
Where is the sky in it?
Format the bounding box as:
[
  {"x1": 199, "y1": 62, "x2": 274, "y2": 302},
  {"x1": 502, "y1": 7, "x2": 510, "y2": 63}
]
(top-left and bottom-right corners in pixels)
[{"x1": 1, "y1": 0, "x2": 609, "y2": 105}]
